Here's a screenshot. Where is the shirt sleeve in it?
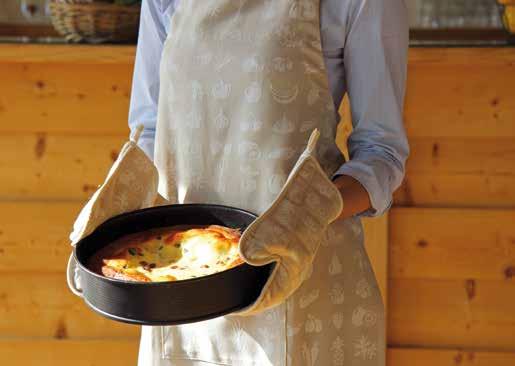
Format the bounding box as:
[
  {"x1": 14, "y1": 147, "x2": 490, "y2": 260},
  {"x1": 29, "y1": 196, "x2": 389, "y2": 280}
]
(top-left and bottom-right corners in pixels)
[
  {"x1": 330, "y1": 0, "x2": 410, "y2": 217},
  {"x1": 128, "y1": 0, "x2": 175, "y2": 161}
]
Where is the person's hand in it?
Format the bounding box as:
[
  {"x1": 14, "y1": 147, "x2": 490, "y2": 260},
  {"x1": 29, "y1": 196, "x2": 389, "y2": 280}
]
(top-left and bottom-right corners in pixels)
[{"x1": 332, "y1": 174, "x2": 373, "y2": 219}]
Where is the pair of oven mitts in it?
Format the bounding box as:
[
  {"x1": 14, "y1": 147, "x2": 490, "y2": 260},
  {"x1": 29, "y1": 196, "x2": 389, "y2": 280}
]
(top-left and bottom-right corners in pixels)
[
  {"x1": 65, "y1": 125, "x2": 344, "y2": 318},
  {"x1": 66, "y1": 124, "x2": 168, "y2": 296}
]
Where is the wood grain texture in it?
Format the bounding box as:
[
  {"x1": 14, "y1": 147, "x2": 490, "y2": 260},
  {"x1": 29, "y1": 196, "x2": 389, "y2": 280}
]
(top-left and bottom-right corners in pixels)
[
  {"x1": 394, "y1": 173, "x2": 515, "y2": 208},
  {"x1": 395, "y1": 138, "x2": 515, "y2": 207},
  {"x1": 6, "y1": 133, "x2": 515, "y2": 207},
  {"x1": 2, "y1": 44, "x2": 515, "y2": 355},
  {"x1": 0, "y1": 339, "x2": 139, "y2": 366},
  {"x1": 0, "y1": 62, "x2": 132, "y2": 135},
  {"x1": 2, "y1": 44, "x2": 514, "y2": 65},
  {"x1": 405, "y1": 138, "x2": 515, "y2": 176},
  {"x1": 0, "y1": 271, "x2": 140, "y2": 338},
  {"x1": 0, "y1": 44, "x2": 136, "y2": 64},
  {"x1": 0, "y1": 134, "x2": 125, "y2": 200},
  {"x1": 390, "y1": 208, "x2": 515, "y2": 281},
  {"x1": 3, "y1": 341, "x2": 515, "y2": 366},
  {"x1": 388, "y1": 347, "x2": 515, "y2": 366},
  {"x1": 388, "y1": 208, "x2": 515, "y2": 350},
  {"x1": 1, "y1": 46, "x2": 514, "y2": 139},
  {"x1": 388, "y1": 278, "x2": 515, "y2": 350},
  {"x1": 0, "y1": 202, "x2": 79, "y2": 272},
  {"x1": 404, "y1": 49, "x2": 515, "y2": 139}
]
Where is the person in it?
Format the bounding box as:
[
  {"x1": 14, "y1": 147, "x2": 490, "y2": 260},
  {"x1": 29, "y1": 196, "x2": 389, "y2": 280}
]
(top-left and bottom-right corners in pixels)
[{"x1": 128, "y1": 0, "x2": 409, "y2": 365}]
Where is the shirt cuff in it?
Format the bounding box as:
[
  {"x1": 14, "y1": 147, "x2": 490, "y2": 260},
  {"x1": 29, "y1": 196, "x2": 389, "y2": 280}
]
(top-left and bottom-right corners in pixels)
[{"x1": 330, "y1": 160, "x2": 393, "y2": 218}]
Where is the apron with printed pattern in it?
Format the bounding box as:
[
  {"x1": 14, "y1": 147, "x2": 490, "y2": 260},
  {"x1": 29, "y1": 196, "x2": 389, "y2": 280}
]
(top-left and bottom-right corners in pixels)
[{"x1": 137, "y1": 0, "x2": 385, "y2": 365}]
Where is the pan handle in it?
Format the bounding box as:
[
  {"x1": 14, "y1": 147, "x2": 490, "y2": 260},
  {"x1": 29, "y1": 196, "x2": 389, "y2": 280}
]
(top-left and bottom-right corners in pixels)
[{"x1": 66, "y1": 252, "x2": 83, "y2": 298}]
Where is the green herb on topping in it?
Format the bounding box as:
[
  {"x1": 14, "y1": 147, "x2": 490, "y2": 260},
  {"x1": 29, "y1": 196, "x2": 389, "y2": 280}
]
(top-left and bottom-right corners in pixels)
[
  {"x1": 158, "y1": 245, "x2": 163, "y2": 250},
  {"x1": 174, "y1": 242, "x2": 181, "y2": 248},
  {"x1": 128, "y1": 248, "x2": 137, "y2": 256}
]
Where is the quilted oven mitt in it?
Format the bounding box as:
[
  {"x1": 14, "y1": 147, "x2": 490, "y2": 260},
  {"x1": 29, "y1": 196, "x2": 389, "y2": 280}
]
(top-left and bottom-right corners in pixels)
[
  {"x1": 233, "y1": 129, "x2": 344, "y2": 316},
  {"x1": 66, "y1": 124, "x2": 168, "y2": 296}
]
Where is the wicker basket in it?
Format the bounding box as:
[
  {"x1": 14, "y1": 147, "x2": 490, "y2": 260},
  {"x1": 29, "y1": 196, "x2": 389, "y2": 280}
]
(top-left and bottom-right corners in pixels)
[{"x1": 49, "y1": 0, "x2": 141, "y2": 43}]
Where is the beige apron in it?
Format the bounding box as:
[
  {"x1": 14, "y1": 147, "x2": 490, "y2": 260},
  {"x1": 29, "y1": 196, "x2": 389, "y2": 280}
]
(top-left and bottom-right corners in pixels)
[{"x1": 138, "y1": 0, "x2": 385, "y2": 365}]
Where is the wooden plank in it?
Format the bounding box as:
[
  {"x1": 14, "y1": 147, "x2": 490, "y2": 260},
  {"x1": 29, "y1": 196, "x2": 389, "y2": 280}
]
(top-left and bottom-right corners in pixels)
[
  {"x1": 0, "y1": 44, "x2": 135, "y2": 64},
  {"x1": 407, "y1": 48, "x2": 515, "y2": 65},
  {"x1": 3, "y1": 342, "x2": 515, "y2": 366},
  {"x1": 388, "y1": 347, "x2": 515, "y2": 366},
  {"x1": 2, "y1": 45, "x2": 514, "y2": 66},
  {"x1": 404, "y1": 49, "x2": 515, "y2": 138},
  {"x1": 394, "y1": 137, "x2": 515, "y2": 207},
  {"x1": 0, "y1": 202, "x2": 80, "y2": 272},
  {"x1": 0, "y1": 63, "x2": 132, "y2": 135},
  {"x1": 0, "y1": 339, "x2": 139, "y2": 366},
  {"x1": 388, "y1": 278, "x2": 515, "y2": 350},
  {"x1": 405, "y1": 138, "x2": 515, "y2": 176},
  {"x1": 0, "y1": 134, "x2": 125, "y2": 200},
  {"x1": 390, "y1": 208, "x2": 515, "y2": 281},
  {"x1": 5, "y1": 133, "x2": 515, "y2": 207},
  {"x1": 4, "y1": 203, "x2": 513, "y2": 281},
  {"x1": 0, "y1": 272, "x2": 140, "y2": 338},
  {"x1": 394, "y1": 173, "x2": 515, "y2": 208},
  {"x1": 1, "y1": 47, "x2": 515, "y2": 138},
  {"x1": 388, "y1": 207, "x2": 515, "y2": 350}
]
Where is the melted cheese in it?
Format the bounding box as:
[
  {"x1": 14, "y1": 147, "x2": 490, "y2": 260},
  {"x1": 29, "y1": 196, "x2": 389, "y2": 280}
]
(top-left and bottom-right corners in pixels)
[{"x1": 91, "y1": 225, "x2": 243, "y2": 282}]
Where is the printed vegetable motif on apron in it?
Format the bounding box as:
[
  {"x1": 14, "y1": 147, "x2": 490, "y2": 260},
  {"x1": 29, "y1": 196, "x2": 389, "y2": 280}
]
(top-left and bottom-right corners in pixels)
[{"x1": 138, "y1": 0, "x2": 386, "y2": 365}]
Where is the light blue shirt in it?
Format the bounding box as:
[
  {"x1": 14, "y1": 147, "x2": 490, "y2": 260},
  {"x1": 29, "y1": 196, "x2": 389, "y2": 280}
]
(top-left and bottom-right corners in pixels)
[{"x1": 128, "y1": 0, "x2": 410, "y2": 217}]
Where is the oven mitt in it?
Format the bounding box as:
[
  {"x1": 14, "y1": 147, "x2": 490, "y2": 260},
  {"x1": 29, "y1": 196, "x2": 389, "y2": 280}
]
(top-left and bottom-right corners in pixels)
[
  {"x1": 66, "y1": 124, "x2": 168, "y2": 296},
  {"x1": 233, "y1": 129, "x2": 344, "y2": 316}
]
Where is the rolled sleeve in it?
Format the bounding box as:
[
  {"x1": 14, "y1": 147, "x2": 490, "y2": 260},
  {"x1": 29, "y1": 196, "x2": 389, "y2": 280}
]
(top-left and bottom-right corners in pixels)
[
  {"x1": 128, "y1": 0, "x2": 174, "y2": 161},
  {"x1": 331, "y1": 0, "x2": 410, "y2": 217}
]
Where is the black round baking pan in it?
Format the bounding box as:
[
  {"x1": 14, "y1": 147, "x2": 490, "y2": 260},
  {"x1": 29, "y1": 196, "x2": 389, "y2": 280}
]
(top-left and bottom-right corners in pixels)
[{"x1": 73, "y1": 203, "x2": 274, "y2": 325}]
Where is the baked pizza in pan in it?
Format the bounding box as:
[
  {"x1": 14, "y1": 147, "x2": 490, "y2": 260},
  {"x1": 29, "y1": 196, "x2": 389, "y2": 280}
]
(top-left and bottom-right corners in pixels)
[{"x1": 87, "y1": 225, "x2": 244, "y2": 282}]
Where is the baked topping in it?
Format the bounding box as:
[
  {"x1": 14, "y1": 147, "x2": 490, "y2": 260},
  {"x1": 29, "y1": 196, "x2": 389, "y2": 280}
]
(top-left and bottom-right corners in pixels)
[{"x1": 88, "y1": 225, "x2": 244, "y2": 282}]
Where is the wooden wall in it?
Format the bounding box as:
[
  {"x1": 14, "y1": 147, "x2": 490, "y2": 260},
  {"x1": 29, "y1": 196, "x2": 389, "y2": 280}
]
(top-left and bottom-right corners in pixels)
[
  {"x1": 389, "y1": 48, "x2": 515, "y2": 363},
  {"x1": 0, "y1": 45, "x2": 514, "y2": 365}
]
